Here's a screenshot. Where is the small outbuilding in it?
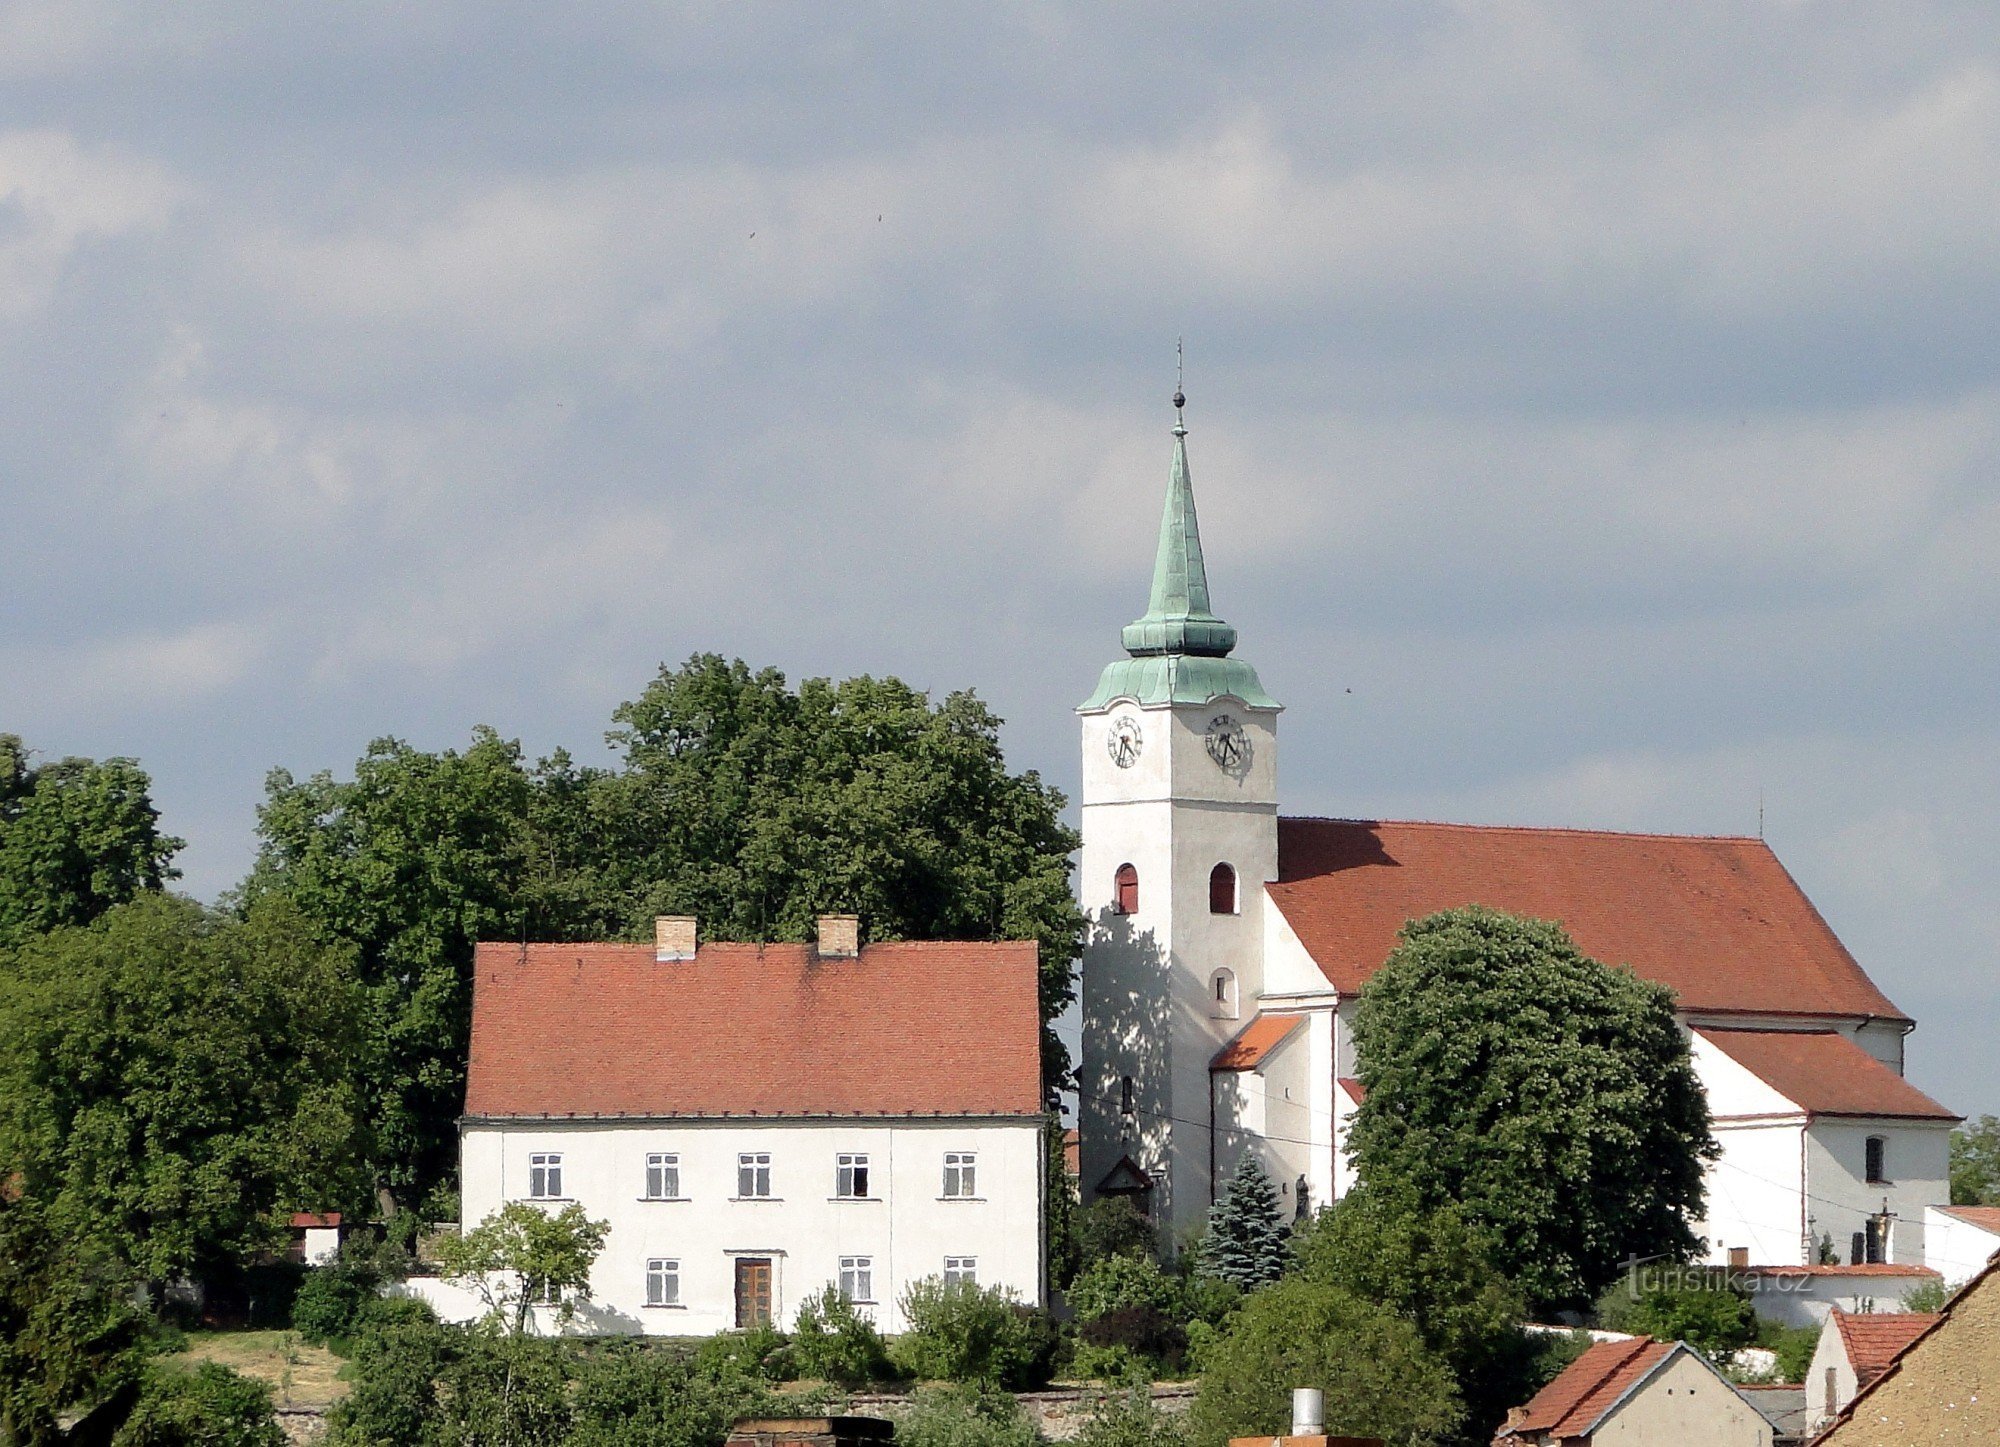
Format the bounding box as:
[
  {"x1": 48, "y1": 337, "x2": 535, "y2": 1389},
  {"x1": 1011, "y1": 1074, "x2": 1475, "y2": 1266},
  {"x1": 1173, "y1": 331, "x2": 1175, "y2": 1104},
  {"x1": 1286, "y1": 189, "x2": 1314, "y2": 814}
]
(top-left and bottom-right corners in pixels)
[
  {"x1": 1493, "y1": 1336, "x2": 1772, "y2": 1446},
  {"x1": 1802, "y1": 1309, "x2": 1938, "y2": 1433},
  {"x1": 1810, "y1": 1252, "x2": 2000, "y2": 1444}
]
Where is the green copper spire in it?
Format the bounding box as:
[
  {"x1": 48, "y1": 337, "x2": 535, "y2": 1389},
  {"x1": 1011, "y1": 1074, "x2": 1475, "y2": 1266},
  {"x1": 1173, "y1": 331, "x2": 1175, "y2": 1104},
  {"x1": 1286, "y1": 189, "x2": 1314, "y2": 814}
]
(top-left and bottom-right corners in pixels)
[
  {"x1": 1079, "y1": 395, "x2": 1279, "y2": 712},
  {"x1": 1120, "y1": 409, "x2": 1238, "y2": 657}
]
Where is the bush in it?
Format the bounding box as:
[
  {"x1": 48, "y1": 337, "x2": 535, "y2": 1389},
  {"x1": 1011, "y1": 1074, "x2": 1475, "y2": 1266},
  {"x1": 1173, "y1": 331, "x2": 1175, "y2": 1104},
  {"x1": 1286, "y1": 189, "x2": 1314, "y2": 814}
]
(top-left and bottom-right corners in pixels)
[
  {"x1": 569, "y1": 1340, "x2": 775, "y2": 1447},
  {"x1": 893, "y1": 1382, "x2": 1041, "y2": 1447},
  {"x1": 1074, "y1": 1388, "x2": 1192, "y2": 1447},
  {"x1": 293, "y1": 1266, "x2": 375, "y2": 1347},
  {"x1": 893, "y1": 1278, "x2": 1057, "y2": 1389},
  {"x1": 113, "y1": 1361, "x2": 283, "y2": 1447},
  {"x1": 1750, "y1": 1319, "x2": 1821, "y2": 1384},
  {"x1": 792, "y1": 1286, "x2": 897, "y2": 1387},
  {"x1": 324, "y1": 1311, "x2": 452, "y2": 1445},
  {"x1": 694, "y1": 1324, "x2": 796, "y2": 1384},
  {"x1": 1069, "y1": 1254, "x2": 1182, "y2": 1321},
  {"x1": 1902, "y1": 1279, "x2": 1949, "y2": 1313},
  {"x1": 1076, "y1": 1199, "x2": 1158, "y2": 1271},
  {"x1": 1075, "y1": 1307, "x2": 1189, "y2": 1380},
  {"x1": 1593, "y1": 1267, "x2": 1756, "y2": 1365},
  {"x1": 1190, "y1": 1278, "x2": 1461, "y2": 1447}
]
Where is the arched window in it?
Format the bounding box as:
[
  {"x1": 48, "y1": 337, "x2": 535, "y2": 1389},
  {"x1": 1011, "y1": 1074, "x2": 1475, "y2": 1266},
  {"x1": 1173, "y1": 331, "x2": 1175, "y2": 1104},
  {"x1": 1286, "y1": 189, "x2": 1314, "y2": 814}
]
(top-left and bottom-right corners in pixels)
[
  {"x1": 1113, "y1": 864, "x2": 1139, "y2": 915},
  {"x1": 1865, "y1": 1135, "x2": 1888, "y2": 1184},
  {"x1": 1209, "y1": 862, "x2": 1238, "y2": 914},
  {"x1": 1211, "y1": 968, "x2": 1237, "y2": 1019}
]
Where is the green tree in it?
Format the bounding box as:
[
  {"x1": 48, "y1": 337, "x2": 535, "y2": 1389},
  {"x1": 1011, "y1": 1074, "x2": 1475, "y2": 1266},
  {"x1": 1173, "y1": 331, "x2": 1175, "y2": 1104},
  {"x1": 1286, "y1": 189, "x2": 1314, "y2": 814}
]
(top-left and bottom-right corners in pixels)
[
  {"x1": 1190, "y1": 1277, "x2": 1461, "y2": 1447},
  {"x1": 1951, "y1": 1115, "x2": 2000, "y2": 1206},
  {"x1": 891, "y1": 1278, "x2": 1056, "y2": 1389},
  {"x1": 1290, "y1": 1193, "x2": 1532, "y2": 1446},
  {"x1": 1593, "y1": 1267, "x2": 1756, "y2": 1365},
  {"x1": 0, "y1": 734, "x2": 180, "y2": 949},
  {"x1": 1350, "y1": 907, "x2": 1715, "y2": 1312},
  {"x1": 111, "y1": 1361, "x2": 283, "y2": 1447},
  {"x1": 1073, "y1": 1198, "x2": 1158, "y2": 1273},
  {"x1": 436, "y1": 1202, "x2": 609, "y2": 1336},
  {"x1": 0, "y1": 895, "x2": 368, "y2": 1291},
  {"x1": 0, "y1": 1196, "x2": 143, "y2": 1446},
  {"x1": 1203, "y1": 1156, "x2": 1286, "y2": 1290},
  {"x1": 567, "y1": 1338, "x2": 773, "y2": 1447}
]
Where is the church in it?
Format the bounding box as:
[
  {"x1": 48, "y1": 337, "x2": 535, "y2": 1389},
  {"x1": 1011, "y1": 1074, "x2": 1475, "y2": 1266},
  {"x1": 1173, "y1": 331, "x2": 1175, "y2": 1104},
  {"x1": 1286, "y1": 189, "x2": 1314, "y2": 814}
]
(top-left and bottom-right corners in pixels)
[{"x1": 1075, "y1": 398, "x2": 1960, "y2": 1273}]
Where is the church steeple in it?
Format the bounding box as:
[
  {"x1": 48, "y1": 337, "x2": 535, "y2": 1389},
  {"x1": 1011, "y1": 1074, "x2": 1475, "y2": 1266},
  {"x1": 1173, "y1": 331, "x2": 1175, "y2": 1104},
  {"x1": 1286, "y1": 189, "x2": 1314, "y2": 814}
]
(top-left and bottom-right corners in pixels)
[
  {"x1": 1079, "y1": 394, "x2": 1278, "y2": 711},
  {"x1": 1120, "y1": 404, "x2": 1239, "y2": 658}
]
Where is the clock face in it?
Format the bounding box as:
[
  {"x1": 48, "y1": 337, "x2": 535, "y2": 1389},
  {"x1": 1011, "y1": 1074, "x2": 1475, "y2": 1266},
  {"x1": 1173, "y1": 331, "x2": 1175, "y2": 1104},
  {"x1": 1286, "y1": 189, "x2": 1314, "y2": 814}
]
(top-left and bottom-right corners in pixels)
[
  {"x1": 1106, "y1": 715, "x2": 1144, "y2": 768},
  {"x1": 1205, "y1": 713, "x2": 1250, "y2": 771}
]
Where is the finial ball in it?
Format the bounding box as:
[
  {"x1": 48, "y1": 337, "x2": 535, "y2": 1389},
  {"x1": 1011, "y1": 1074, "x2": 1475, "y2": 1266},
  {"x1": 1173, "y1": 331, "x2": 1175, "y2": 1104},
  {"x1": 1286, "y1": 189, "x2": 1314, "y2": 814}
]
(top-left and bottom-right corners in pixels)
[{"x1": 1173, "y1": 390, "x2": 1185, "y2": 411}]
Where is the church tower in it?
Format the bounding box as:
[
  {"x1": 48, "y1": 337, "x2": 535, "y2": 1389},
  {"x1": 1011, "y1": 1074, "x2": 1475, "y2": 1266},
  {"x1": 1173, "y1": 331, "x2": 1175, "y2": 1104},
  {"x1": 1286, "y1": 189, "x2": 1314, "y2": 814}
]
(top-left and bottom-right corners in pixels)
[{"x1": 1077, "y1": 394, "x2": 1281, "y2": 1234}]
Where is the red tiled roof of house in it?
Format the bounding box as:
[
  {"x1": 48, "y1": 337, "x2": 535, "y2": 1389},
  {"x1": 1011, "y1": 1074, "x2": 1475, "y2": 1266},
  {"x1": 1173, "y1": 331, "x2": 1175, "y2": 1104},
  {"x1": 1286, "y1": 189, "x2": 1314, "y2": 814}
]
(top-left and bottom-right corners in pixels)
[
  {"x1": 1695, "y1": 1028, "x2": 1959, "y2": 1121},
  {"x1": 1738, "y1": 1263, "x2": 1940, "y2": 1278},
  {"x1": 1831, "y1": 1310, "x2": 1940, "y2": 1385},
  {"x1": 289, "y1": 1212, "x2": 341, "y2": 1229},
  {"x1": 464, "y1": 940, "x2": 1042, "y2": 1119},
  {"x1": 1210, "y1": 1013, "x2": 1304, "y2": 1072},
  {"x1": 1337, "y1": 1076, "x2": 1365, "y2": 1105},
  {"x1": 1939, "y1": 1205, "x2": 2000, "y2": 1234},
  {"x1": 1271, "y1": 818, "x2": 1907, "y2": 1021},
  {"x1": 1500, "y1": 1336, "x2": 1676, "y2": 1439}
]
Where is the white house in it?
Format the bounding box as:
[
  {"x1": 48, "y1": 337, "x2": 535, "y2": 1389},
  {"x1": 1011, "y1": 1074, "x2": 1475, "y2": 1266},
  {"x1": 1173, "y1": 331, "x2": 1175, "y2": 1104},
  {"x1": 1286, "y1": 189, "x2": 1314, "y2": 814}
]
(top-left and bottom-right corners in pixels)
[
  {"x1": 1494, "y1": 1336, "x2": 1773, "y2": 1446},
  {"x1": 1803, "y1": 1308, "x2": 1939, "y2": 1432},
  {"x1": 442, "y1": 915, "x2": 1046, "y2": 1335},
  {"x1": 1923, "y1": 1204, "x2": 2000, "y2": 1287},
  {"x1": 1076, "y1": 397, "x2": 1960, "y2": 1267}
]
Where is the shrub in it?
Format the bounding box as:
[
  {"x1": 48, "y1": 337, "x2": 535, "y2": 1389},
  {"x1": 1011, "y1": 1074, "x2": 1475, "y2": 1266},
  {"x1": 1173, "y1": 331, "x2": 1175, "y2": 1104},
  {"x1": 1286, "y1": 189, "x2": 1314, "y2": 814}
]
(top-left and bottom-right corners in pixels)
[
  {"x1": 1190, "y1": 1277, "x2": 1461, "y2": 1447},
  {"x1": 792, "y1": 1286, "x2": 897, "y2": 1387},
  {"x1": 1076, "y1": 1199, "x2": 1158, "y2": 1270},
  {"x1": 694, "y1": 1324, "x2": 796, "y2": 1384},
  {"x1": 1593, "y1": 1267, "x2": 1756, "y2": 1365},
  {"x1": 892, "y1": 1278, "x2": 1056, "y2": 1389},
  {"x1": 1075, "y1": 1306, "x2": 1189, "y2": 1380},
  {"x1": 113, "y1": 1361, "x2": 283, "y2": 1447},
  {"x1": 293, "y1": 1266, "x2": 375, "y2": 1347},
  {"x1": 569, "y1": 1340, "x2": 775, "y2": 1447},
  {"x1": 892, "y1": 1382, "x2": 1041, "y2": 1447},
  {"x1": 1074, "y1": 1388, "x2": 1192, "y2": 1447},
  {"x1": 324, "y1": 1311, "x2": 452, "y2": 1445},
  {"x1": 1070, "y1": 1254, "x2": 1182, "y2": 1321},
  {"x1": 1902, "y1": 1279, "x2": 1949, "y2": 1313},
  {"x1": 1749, "y1": 1319, "x2": 1822, "y2": 1384}
]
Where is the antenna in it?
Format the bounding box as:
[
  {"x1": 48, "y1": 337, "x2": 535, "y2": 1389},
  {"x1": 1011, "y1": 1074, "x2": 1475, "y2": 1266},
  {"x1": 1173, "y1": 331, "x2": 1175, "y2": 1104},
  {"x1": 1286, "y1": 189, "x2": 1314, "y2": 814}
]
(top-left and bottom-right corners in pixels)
[{"x1": 1173, "y1": 337, "x2": 1187, "y2": 430}]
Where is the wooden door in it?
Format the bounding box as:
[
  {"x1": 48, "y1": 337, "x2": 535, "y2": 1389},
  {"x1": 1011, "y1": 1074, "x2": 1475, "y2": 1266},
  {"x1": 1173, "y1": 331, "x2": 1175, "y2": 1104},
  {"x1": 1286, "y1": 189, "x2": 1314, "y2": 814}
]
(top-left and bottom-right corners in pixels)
[{"x1": 734, "y1": 1257, "x2": 773, "y2": 1328}]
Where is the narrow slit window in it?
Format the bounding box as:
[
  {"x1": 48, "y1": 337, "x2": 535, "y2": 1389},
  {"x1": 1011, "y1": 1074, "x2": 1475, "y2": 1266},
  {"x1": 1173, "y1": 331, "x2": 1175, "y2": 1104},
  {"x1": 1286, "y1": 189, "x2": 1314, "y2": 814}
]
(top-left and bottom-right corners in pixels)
[
  {"x1": 1113, "y1": 864, "x2": 1139, "y2": 915},
  {"x1": 1209, "y1": 863, "x2": 1237, "y2": 914},
  {"x1": 1865, "y1": 1135, "x2": 1888, "y2": 1184},
  {"x1": 1211, "y1": 969, "x2": 1237, "y2": 1018},
  {"x1": 1120, "y1": 1075, "x2": 1135, "y2": 1117}
]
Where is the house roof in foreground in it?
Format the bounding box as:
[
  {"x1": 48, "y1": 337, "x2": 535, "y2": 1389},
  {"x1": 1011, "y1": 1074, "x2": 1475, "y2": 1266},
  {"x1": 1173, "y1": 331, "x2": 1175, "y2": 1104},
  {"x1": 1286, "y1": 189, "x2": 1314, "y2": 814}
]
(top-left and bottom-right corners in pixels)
[
  {"x1": 1499, "y1": 1336, "x2": 1678, "y2": 1439},
  {"x1": 1937, "y1": 1205, "x2": 2000, "y2": 1235},
  {"x1": 1695, "y1": 1027, "x2": 1958, "y2": 1121},
  {"x1": 1270, "y1": 817, "x2": 1908, "y2": 1021},
  {"x1": 1814, "y1": 1252, "x2": 2000, "y2": 1443},
  {"x1": 1831, "y1": 1310, "x2": 1940, "y2": 1386},
  {"x1": 465, "y1": 940, "x2": 1042, "y2": 1120}
]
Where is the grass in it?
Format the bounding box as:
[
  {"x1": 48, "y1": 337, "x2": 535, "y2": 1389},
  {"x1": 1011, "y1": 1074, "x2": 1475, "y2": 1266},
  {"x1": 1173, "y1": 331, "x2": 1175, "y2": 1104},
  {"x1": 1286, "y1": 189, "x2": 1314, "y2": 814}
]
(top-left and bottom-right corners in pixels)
[{"x1": 168, "y1": 1328, "x2": 351, "y2": 1408}]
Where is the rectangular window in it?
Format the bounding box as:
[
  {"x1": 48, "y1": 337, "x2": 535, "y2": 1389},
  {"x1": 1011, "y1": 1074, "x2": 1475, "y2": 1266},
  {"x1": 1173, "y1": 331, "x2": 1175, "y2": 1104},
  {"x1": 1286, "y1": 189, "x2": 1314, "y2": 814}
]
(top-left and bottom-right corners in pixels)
[
  {"x1": 942, "y1": 1152, "x2": 977, "y2": 1198},
  {"x1": 737, "y1": 1152, "x2": 772, "y2": 1198},
  {"x1": 531, "y1": 1277, "x2": 561, "y2": 1306},
  {"x1": 645, "y1": 1258, "x2": 680, "y2": 1307},
  {"x1": 836, "y1": 1153, "x2": 871, "y2": 1198},
  {"x1": 1865, "y1": 1136, "x2": 1888, "y2": 1184},
  {"x1": 943, "y1": 1256, "x2": 977, "y2": 1287},
  {"x1": 645, "y1": 1153, "x2": 680, "y2": 1199},
  {"x1": 528, "y1": 1152, "x2": 563, "y2": 1200},
  {"x1": 839, "y1": 1255, "x2": 874, "y2": 1302}
]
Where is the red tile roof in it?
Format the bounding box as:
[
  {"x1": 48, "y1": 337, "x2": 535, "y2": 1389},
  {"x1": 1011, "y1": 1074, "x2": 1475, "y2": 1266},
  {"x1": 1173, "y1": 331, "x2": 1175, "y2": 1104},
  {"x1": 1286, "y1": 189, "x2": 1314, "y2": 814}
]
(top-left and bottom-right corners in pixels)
[
  {"x1": 1210, "y1": 1013, "x2": 1304, "y2": 1071},
  {"x1": 289, "y1": 1212, "x2": 342, "y2": 1229},
  {"x1": 1337, "y1": 1076, "x2": 1365, "y2": 1105},
  {"x1": 1831, "y1": 1310, "x2": 1940, "y2": 1385},
  {"x1": 1272, "y1": 818, "x2": 1908, "y2": 1021},
  {"x1": 464, "y1": 940, "x2": 1042, "y2": 1119},
  {"x1": 1738, "y1": 1264, "x2": 1940, "y2": 1279},
  {"x1": 1500, "y1": 1336, "x2": 1677, "y2": 1439},
  {"x1": 1940, "y1": 1205, "x2": 2000, "y2": 1234},
  {"x1": 1695, "y1": 1028, "x2": 1958, "y2": 1121}
]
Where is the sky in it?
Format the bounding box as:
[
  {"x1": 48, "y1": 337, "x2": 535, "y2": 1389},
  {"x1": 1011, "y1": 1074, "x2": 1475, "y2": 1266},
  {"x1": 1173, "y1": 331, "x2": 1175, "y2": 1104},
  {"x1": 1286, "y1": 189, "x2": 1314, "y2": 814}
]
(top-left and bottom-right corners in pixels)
[{"x1": 0, "y1": 3, "x2": 1995, "y2": 1119}]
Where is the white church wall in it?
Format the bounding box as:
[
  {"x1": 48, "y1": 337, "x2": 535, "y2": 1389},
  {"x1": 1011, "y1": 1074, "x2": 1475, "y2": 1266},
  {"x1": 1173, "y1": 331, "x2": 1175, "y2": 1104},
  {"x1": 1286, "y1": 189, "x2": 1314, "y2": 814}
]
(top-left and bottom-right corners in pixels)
[
  {"x1": 1701, "y1": 1120, "x2": 1811, "y2": 1266},
  {"x1": 1805, "y1": 1121, "x2": 1949, "y2": 1267},
  {"x1": 1256, "y1": 894, "x2": 1336, "y2": 1001},
  {"x1": 1923, "y1": 1206, "x2": 2000, "y2": 1287},
  {"x1": 458, "y1": 1117, "x2": 1042, "y2": 1336}
]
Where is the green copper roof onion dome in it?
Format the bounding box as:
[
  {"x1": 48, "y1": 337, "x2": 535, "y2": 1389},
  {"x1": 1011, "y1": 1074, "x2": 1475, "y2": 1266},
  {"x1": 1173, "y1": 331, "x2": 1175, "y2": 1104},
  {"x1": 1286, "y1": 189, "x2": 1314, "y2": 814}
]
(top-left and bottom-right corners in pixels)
[{"x1": 1080, "y1": 393, "x2": 1280, "y2": 711}]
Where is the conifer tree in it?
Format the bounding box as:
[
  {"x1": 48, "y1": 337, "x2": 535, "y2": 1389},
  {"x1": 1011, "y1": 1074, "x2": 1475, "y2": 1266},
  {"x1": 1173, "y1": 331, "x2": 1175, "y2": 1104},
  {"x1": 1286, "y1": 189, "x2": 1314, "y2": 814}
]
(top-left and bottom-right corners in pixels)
[{"x1": 1205, "y1": 1153, "x2": 1287, "y2": 1289}]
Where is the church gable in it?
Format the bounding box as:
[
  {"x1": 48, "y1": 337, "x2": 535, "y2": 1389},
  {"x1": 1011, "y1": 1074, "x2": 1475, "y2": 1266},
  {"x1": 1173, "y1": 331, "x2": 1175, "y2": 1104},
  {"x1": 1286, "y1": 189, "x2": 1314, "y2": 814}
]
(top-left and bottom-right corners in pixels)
[{"x1": 1265, "y1": 817, "x2": 1907, "y2": 1021}]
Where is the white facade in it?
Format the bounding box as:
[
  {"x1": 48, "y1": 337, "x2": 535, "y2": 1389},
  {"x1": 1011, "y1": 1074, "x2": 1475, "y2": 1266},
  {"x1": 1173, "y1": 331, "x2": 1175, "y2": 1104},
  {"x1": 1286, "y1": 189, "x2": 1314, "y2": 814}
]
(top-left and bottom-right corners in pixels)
[
  {"x1": 1077, "y1": 696, "x2": 1281, "y2": 1234},
  {"x1": 1924, "y1": 1205, "x2": 2000, "y2": 1287},
  {"x1": 447, "y1": 1116, "x2": 1043, "y2": 1335}
]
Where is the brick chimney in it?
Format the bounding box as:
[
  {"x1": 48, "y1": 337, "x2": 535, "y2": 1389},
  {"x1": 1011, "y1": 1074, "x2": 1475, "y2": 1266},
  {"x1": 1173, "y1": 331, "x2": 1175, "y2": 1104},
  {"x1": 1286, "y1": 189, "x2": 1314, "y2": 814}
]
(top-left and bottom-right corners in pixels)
[
  {"x1": 655, "y1": 915, "x2": 696, "y2": 962},
  {"x1": 816, "y1": 914, "x2": 859, "y2": 959}
]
